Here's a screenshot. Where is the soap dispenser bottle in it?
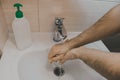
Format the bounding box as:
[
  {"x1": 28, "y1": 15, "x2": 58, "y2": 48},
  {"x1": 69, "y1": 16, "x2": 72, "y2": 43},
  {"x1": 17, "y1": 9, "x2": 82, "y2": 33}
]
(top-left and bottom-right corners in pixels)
[{"x1": 12, "y1": 3, "x2": 32, "y2": 50}]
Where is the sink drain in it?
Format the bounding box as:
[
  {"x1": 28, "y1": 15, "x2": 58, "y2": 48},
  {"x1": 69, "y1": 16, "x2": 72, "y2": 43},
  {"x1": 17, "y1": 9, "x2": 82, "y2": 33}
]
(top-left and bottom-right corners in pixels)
[{"x1": 54, "y1": 67, "x2": 65, "y2": 76}]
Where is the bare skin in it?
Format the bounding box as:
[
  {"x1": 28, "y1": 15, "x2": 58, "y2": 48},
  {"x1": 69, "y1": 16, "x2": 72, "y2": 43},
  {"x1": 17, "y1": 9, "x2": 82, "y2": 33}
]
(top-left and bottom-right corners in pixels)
[
  {"x1": 49, "y1": 4, "x2": 120, "y2": 80},
  {"x1": 61, "y1": 47, "x2": 120, "y2": 80}
]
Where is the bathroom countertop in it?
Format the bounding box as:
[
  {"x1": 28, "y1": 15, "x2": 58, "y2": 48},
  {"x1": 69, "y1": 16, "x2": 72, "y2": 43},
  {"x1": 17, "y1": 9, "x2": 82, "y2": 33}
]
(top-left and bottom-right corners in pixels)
[{"x1": 0, "y1": 32, "x2": 109, "y2": 80}]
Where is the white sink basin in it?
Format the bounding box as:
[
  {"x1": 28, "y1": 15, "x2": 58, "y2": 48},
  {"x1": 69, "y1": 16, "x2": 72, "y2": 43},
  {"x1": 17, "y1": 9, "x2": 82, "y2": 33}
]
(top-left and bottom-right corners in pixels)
[
  {"x1": 18, "y1": 49, "x2": 107, "y2": 80},
  {"x1": 1, "y1": 32, "x2": 109, "y2": 80}
]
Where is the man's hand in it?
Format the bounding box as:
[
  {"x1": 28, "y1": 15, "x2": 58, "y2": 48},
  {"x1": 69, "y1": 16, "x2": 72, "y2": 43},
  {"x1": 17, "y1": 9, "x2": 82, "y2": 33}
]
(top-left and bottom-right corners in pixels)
[
  {"x1": 48, "y1": 41, "x2": 71, "y2": 63},
  {"x1": 60, "y1": 46, "x2": 86, "y2": 64},
  {"x1": 49, "y1": 44, "x2": 87, "y2": 64}
]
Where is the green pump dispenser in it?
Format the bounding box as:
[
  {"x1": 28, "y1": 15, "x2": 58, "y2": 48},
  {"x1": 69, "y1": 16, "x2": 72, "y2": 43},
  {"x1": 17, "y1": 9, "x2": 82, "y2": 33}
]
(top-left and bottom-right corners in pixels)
[{"x1": 14, "y1": 3, "x2": 23, "y2": 18}]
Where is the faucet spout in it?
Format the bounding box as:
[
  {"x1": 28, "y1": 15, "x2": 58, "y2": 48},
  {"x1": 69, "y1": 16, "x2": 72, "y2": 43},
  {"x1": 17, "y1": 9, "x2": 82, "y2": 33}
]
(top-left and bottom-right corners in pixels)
[{"x1": 53, "y1": 17, "x2": 67, "y2": 42}]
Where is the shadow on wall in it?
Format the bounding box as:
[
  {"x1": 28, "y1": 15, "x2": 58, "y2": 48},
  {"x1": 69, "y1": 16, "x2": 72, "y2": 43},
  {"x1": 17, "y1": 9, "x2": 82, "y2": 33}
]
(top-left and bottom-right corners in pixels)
[
  {"x1": 0, "y1": 50, "x2": 2, "y2": 59},
  {"x1": 102, "y1": 34, "x2": 120, "y2": 52},
  {"x1": 0, "y1": 0, "x2": 8, "y2": 51}
]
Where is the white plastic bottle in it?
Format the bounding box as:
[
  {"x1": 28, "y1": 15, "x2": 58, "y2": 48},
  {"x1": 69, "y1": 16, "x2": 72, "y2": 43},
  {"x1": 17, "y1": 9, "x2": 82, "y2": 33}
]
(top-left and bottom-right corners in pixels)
[{"x1": 12, "y1": 3, "x2": 32, "y2": 50}]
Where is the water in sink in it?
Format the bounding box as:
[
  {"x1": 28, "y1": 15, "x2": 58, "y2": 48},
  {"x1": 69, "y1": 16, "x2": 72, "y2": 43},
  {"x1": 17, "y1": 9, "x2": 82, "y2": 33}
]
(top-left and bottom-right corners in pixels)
[{"x1": 18, "y1": 49, "x2": 107, "y2": 80}]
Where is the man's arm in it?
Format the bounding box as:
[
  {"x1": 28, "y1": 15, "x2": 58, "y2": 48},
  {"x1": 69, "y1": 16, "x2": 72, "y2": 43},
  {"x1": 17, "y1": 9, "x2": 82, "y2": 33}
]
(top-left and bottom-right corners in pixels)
[
  {"x1": 61, "y1": 47, "x2": 120, "y2": 80},
  {"x1": 79, "y1": 50, "x2": 120, "y2": 80},
  {"x1": 49, "y1": 4, "x2": 120, "y2": 63},
  {"x1": 65, "y1": 4, "x2": 120, "y2": 49}
]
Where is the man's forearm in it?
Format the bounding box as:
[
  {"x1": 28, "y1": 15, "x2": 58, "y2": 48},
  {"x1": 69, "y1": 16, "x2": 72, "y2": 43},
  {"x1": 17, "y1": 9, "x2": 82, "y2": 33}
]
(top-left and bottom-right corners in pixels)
[
  {"x1": 76, "y1": 48, "x2": 120, "y2": 80},
  {"x1": 65, "y1": 4, "x2": 120, "y2": 49}
]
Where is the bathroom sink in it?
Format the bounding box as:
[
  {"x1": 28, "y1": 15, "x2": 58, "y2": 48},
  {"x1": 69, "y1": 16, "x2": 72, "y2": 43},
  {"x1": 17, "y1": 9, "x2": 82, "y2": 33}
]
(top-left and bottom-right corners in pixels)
[
  {"x1": 18, "y1": 49, "x2": 107, "y2": 80},
  {"x1": 0, "y1": 32, "x2": 109, "y2": 80}
]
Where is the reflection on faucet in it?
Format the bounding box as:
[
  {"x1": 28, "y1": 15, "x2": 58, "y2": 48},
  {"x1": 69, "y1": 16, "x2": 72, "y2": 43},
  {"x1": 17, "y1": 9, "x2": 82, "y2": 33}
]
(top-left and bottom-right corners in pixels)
[{"x1": 53, "y1": 17, "x2": 67, "y2": 42}]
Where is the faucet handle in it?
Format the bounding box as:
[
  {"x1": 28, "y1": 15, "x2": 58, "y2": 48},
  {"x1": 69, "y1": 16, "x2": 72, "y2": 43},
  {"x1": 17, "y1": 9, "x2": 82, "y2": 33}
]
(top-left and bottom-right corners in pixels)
[
  {"x1": 55, "y1": 17, "x2": 64, "y2": 26},
  {"x1": 53, "y1": 17, "x2": 67, "y2": 42}
]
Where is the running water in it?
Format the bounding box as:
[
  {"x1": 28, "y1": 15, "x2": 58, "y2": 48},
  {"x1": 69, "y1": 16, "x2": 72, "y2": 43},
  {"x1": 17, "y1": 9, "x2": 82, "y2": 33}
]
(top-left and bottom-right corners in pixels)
[{"x1": 53, "y1": 38, "x2": 65, "y2": 80}]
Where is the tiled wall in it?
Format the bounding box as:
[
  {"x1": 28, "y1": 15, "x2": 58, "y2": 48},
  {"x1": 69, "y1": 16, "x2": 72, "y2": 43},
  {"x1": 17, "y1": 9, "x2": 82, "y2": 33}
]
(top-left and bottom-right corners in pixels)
[
  {"x1": 1, "y1": 0, "x2": 119, "y2": 33},
  {"x1": 0, "y1": 1, "x2": 8, "y2": 51}
]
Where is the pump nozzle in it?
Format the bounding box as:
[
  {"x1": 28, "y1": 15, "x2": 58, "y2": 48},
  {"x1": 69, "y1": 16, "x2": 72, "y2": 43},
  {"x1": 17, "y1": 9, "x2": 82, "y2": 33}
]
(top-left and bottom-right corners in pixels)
[{"x1": 14, "y1": 3, "x2": 23, "y2": 18}]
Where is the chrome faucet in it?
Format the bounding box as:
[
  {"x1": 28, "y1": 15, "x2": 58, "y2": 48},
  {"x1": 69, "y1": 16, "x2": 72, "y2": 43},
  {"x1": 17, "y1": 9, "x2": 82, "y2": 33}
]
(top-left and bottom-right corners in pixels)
[{"x1": 53, "y1": 17, "x2": 67, "y2": 42}]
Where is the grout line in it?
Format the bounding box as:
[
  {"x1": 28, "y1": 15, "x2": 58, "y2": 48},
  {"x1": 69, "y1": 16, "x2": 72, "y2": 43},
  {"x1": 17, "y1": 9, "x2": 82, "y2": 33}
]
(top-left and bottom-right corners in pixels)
[{"x1": 37, "y1": 0, "x2": 40, "y2": 32}]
